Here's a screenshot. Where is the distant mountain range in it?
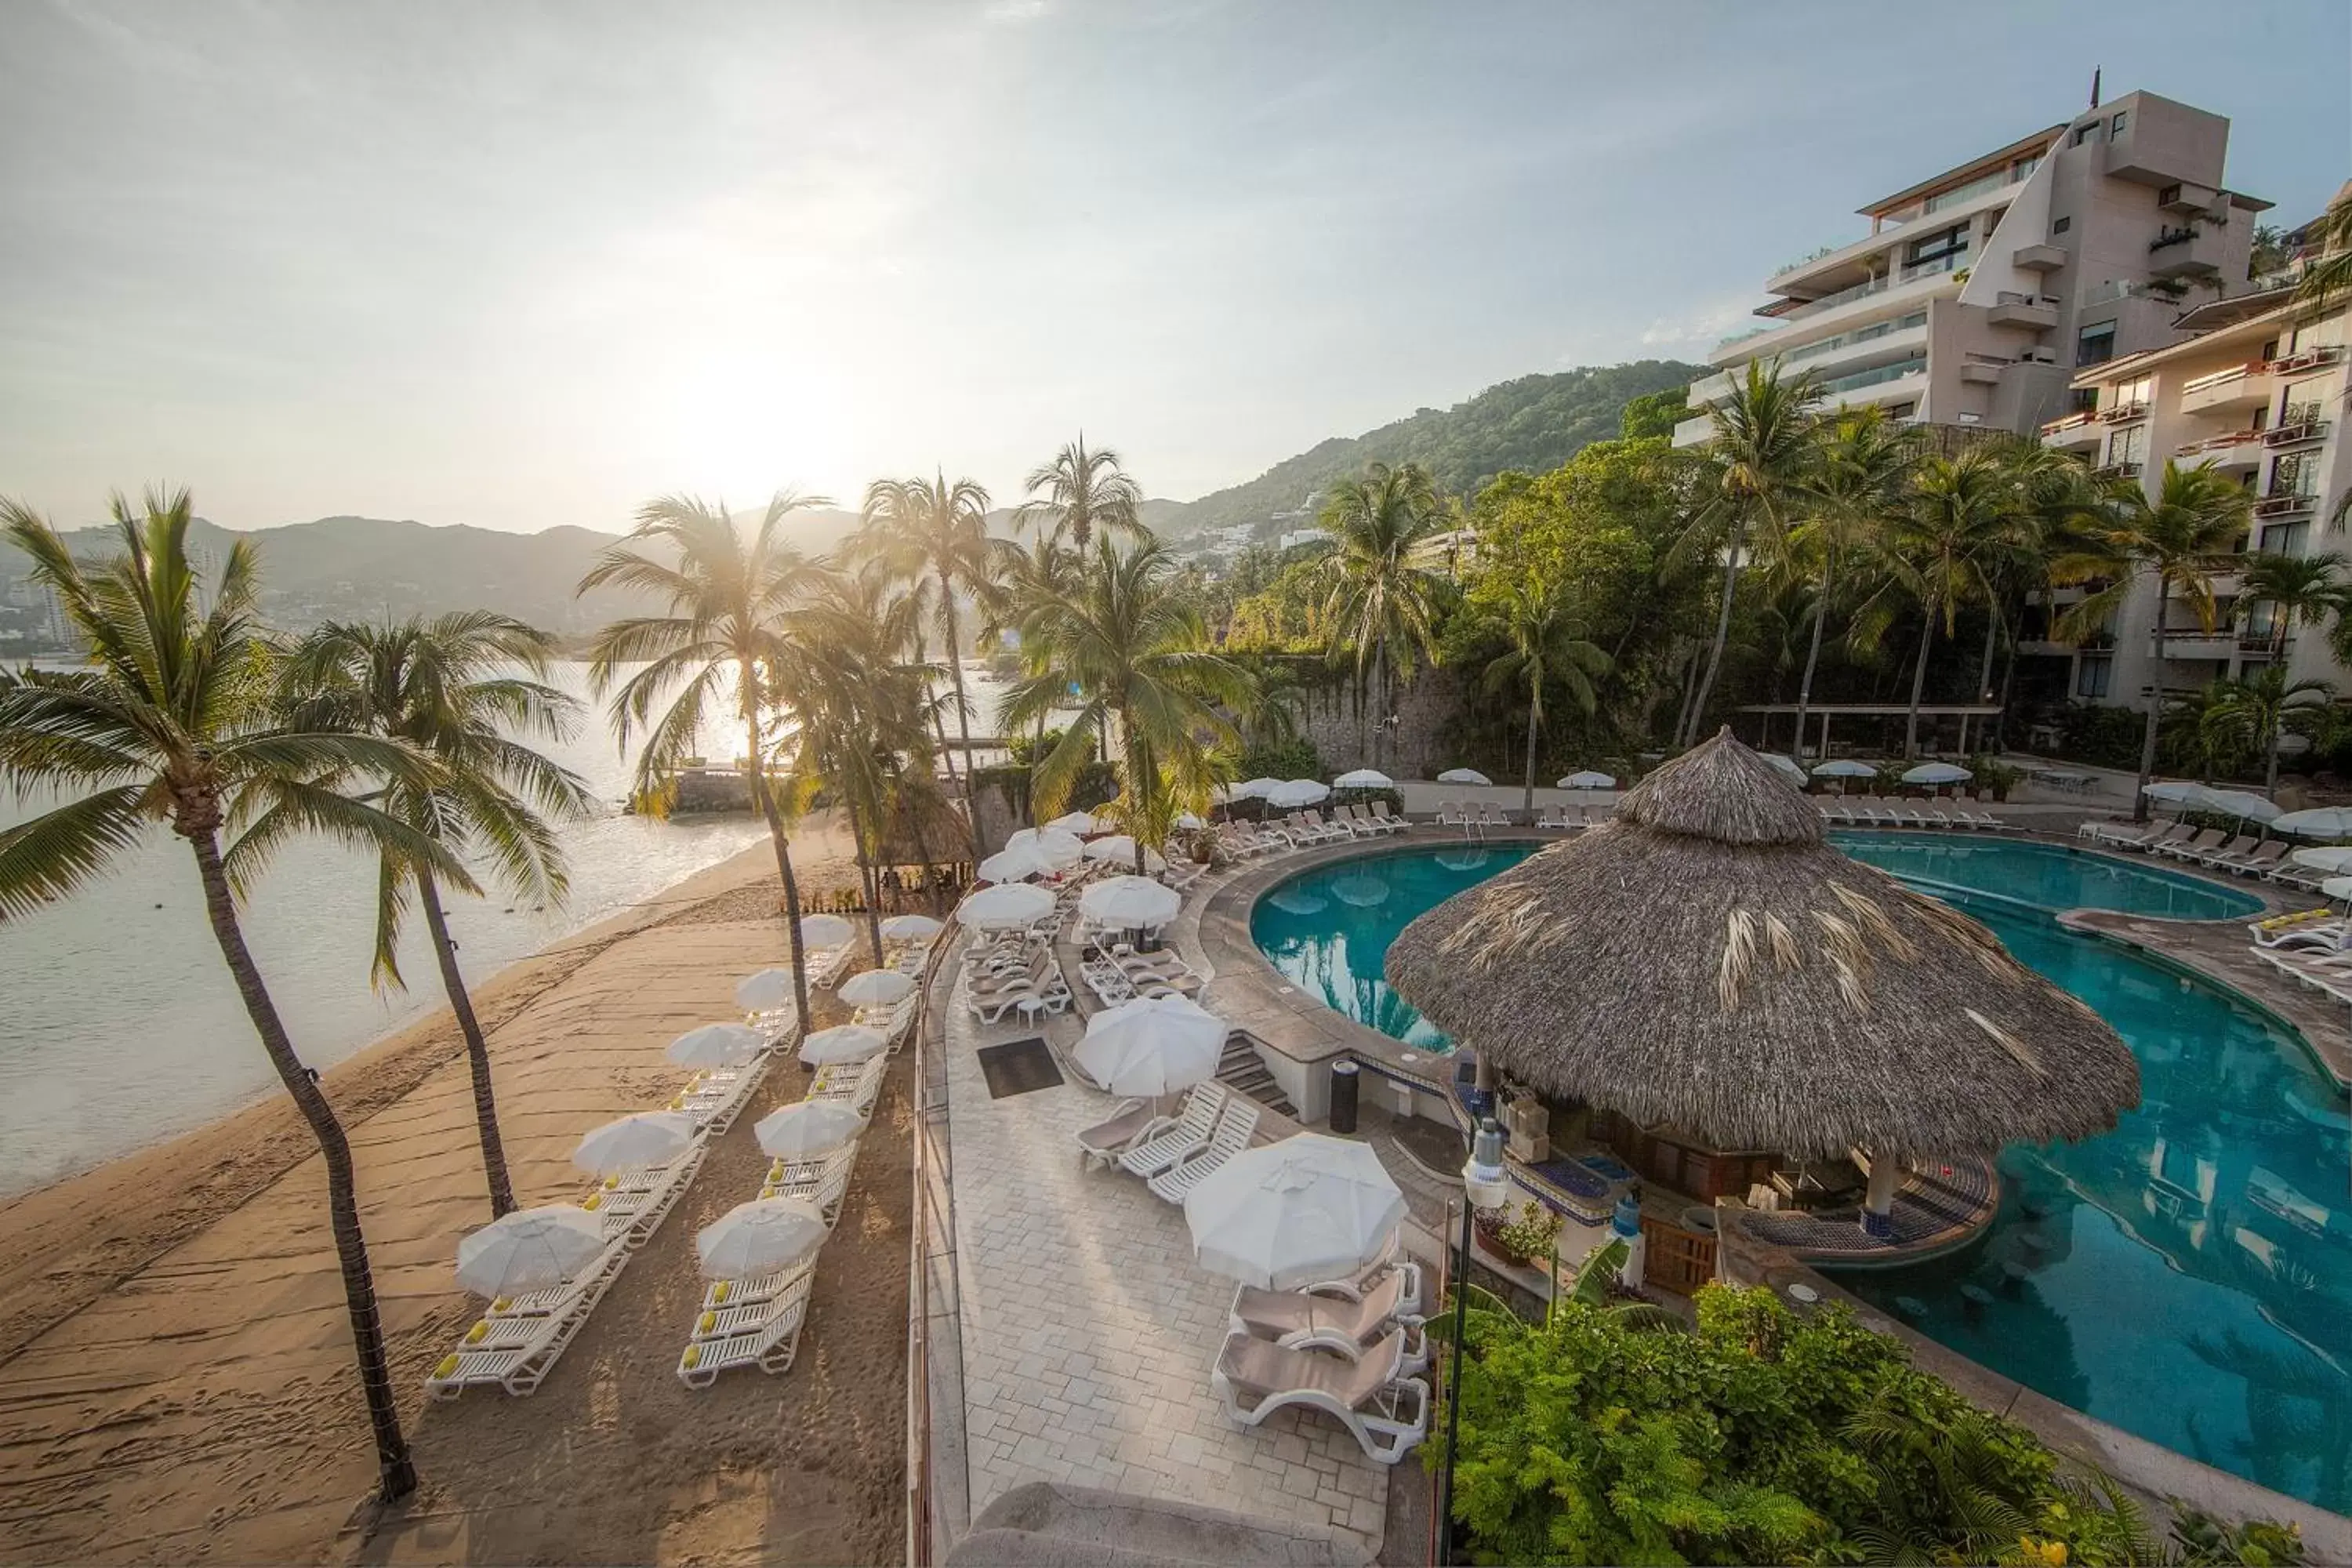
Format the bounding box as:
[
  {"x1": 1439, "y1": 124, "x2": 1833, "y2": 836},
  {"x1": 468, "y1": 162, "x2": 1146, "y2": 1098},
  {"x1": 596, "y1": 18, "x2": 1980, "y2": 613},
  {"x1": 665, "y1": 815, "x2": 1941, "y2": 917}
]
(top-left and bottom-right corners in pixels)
[{"x1": 0, "y1": 360, "x2": 1700, "y2": 642}]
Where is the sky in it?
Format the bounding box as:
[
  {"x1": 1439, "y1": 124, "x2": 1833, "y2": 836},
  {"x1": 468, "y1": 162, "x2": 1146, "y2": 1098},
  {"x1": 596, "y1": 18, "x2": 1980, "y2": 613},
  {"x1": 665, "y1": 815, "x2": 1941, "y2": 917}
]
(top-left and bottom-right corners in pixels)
[{"x1": 1, "y1": 0, "x2": 2346, "y2": 535}]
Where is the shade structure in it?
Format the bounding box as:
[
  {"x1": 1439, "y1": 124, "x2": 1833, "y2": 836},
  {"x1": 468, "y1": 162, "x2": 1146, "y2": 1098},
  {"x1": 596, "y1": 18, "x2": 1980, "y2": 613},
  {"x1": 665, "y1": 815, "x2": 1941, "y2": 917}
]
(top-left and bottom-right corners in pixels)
[
  {"x1": 1760, "y1": 753, "x2": 1808, "y2": 785},
  {"x1": 800, "y1": 914, "x2": 854, "y2": 949},
  {"x1": 1073, "y1": 995, "x2": 1227, "y2": 1097},
  {"x1": 1334, "y1": 768, "x2": 1393, "y2": 789},
  {"x1": 455, "y1": 1205, "x2": 605, "y2": 1298},
  {"x1": 1901, "y1": 762, "x2": 1973, "y2": 785},
  {"x1": 2141, "y1": 780, "x2": 2213, "y2": 807},
  {"x1": 1384, "y1": 728, "x2": 2140, "y2": 1160},
  {"x1": 798, "y1": 1023, "x2": 889, "y2": 1066},
  {"x1": 734, "y1": 967, "x2": 795, "y2": 1012},
  {"x1": 1559, "y1": 770, "x2": 1617, "y2": 789},
  {"x1": 839, "y1": 968, "x2": 916, "y2": 1007},
  {"x1": 1231, "y1": 777, "x2": 1285, "y2": 799},
  {"x1": 2199, "y1": 789, "x2": 2282, "y2": 825},
  {"x1": 956, "y1": 882, "x2": 1054, "y2": 929},
  {"x1": 1004, "y1": 826, "x2": 1085, "y2": 866},
  {"x1": 695, "y1": 1197, "x2": 828, "y2": 1281},
  {"x1": 1045, "y1": 810, "x2": 1100, "y2": 834},
  {"x1": 1182, "y1": 1134, "x2": 1407, "y2": 1292},
  {"x1": 2274, "y1": 807, "x2": 2352, "y2": 839},
  {"x1": 1265, "y1": 779, "x2": 1330, "y2": 808},
  {"x1": 666, "y1": 1022, "x2": 766, "y2": 1069},
  {"x1": 572, "y1": 1110, "x2": 697, "y2": 1175},
  {"x1": 2291, "y1": 846, "x2": 2352, "y2": 873},
  {"x1": 1436, "y1": 768, "x2": 1490, "y2": 786},
  {"x1": 1082, "y1": 835, "x2": 1167, "y2": 873},
  {"x1": 978, "y1": 844, "x2": 1061, "y2": 884},
  {"x1": 1813, "y1": 759, "x2": 1878, "y2": 779},
  {"x1": 880, "y1": 913, "x2": 943, "y2": 942},
  {"x1": 1079, "y1": 875, "x2": 1181, "y2": 928},
  {"x1": 754, "y1": 1099, "x2": 866, "y2": 1160}
]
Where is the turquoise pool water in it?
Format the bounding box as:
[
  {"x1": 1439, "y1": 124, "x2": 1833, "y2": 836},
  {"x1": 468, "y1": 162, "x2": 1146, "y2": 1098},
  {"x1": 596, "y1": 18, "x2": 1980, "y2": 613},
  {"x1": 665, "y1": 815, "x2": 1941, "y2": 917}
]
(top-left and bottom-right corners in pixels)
[
  {"x1": 1248, "y1": 841, "x2": 2352, "y2": 1509},
  {"x1": 1831, "y1": 831, "x2": 2267, "y2": 921}
]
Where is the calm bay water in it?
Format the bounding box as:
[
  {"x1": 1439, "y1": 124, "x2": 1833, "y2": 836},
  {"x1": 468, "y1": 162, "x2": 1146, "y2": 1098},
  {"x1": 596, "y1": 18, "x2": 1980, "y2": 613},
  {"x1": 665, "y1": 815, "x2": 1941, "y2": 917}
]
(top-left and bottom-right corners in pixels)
[{"x1": 0, "y1": 662, "x2": 772, "y2": 1196}]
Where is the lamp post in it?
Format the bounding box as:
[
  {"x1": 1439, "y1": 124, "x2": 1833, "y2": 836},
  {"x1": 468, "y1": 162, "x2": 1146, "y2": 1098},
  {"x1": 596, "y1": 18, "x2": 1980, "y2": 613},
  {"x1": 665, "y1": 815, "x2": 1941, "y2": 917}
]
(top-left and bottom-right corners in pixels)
[{"x1": 1436, "y1": 1117, "x2": 1509, "y2": 1566}]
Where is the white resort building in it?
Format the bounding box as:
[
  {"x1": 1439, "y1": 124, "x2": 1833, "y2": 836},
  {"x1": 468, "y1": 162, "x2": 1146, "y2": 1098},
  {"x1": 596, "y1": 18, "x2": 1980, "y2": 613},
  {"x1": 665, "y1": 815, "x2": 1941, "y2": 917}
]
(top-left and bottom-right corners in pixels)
[{"x1": 1676, "y1": 89, "x2": 2270, "y2": 445}]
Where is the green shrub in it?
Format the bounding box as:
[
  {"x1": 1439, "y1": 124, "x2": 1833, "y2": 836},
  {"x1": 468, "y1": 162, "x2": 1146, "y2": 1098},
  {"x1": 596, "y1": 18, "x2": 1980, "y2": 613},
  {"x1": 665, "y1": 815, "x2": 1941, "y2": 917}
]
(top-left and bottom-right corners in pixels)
[{"x1": 1238, "y1": 736, "x2": 1323, "y2": 782}]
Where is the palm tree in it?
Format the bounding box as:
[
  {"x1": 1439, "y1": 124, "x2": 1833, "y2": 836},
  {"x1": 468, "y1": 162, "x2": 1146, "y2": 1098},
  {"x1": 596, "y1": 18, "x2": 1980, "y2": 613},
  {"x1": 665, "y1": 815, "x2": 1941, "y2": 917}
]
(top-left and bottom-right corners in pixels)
[
  {"x1": 999, "y1": 539, "x2": 1254, "y2": 873},
  {"x1": 1479, "y1": 576, "x2": 1609, "y2": 815},
  {"x1": 855, "y1": 474, "x2": 996, "y2": 854},
  {"x1": 1678, "y1": 361, "x2": 1821, "y2": 748},
  {"x1": 2055, "y1": 463, "x2": 2256, "y2": 819},
  {"x1": 2202, "y1": 666, "x2": 2336, "y2": 797},
  {"x1": 1790, "y1": 408, "x2": 1915, "y2": 758},
  {"x1": 578, "y1": 491, "x2": 833, "y2": 1023},
  {"x1": 1316, "y1": 461, "x2": 1447, "y2": 771},
  {"x1": 0, "y1": 490, "x2": 465, "y2": 1501},
  {"x1": 2293, "y1": 183, "x2": 2352, "y2": 311},
  {"x1": 281, "y1": 613, "x2": 594, "y2": 1219},
  {"x1": 1875, "y1": 452, "x2": 2031, "y2": 758},
  {"x1": 1017, "y1": 435, "x2": 1149, "y2": 551},
  {"x1": 2238, "y1": 549, "x2": 2350, "y2": 661}
]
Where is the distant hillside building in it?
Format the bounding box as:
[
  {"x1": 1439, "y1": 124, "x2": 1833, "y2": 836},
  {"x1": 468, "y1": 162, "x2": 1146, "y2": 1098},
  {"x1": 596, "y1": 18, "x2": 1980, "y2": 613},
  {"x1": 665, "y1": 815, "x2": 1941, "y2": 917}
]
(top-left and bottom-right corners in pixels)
[{"x1": 1676, "y1": 89, "x2": 2270, "y2": 446}]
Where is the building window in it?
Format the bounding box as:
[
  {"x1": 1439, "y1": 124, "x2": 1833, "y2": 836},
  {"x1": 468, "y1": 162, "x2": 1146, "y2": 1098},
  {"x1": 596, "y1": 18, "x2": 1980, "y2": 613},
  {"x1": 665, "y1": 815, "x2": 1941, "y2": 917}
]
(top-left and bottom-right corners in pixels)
[
  {"x1": 2078, "y1": 320, "x2": 2118, "y2": 366},
  {"x1": 1907, "y1": 224, "x2": 1971, "y2": 266},
  {"x1": 2261, "y1": 521, "x2": 2310, "y2": 557},
  {"x1": 2111, "y1": 111, "x2": 2129, "y2": 136},
  {"x1": 2109, "y1": 424, "x2": 2149, "y2": 465},
  {"x1": 2012, "y1": 154, "x2": 2042, "y2": 180},
  {"x1": 2077, "y1": 657, "x2": 2113, "y2": 699},
  {"x1": 2071, "y1": 122, "x2": 2103, "y2": 147},
  {"x1": 1888, "y1": 401, "x2": 1917, "y2": 419},
  {"x1": 2052, "y1": 215, "x2": 2072, "y2": 234}
]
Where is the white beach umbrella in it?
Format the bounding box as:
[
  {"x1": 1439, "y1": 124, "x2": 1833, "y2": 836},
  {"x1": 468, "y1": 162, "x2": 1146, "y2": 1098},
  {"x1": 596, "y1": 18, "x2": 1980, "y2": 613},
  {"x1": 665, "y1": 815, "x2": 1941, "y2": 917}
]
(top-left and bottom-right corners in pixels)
[
  {"x1": 734, "y1": 967, "x2": 796, "y2": 1012},
  {"x1": 977, "y1": 844, "x2": 1059, "y2": 883},
  {"x1": 1761, "y1": 753, "x2": 1808, "y2": 785},
  {"x1": 1174, "y1": 812, "x2": 1207, "y2": 831},
  {"x1": 455, "y1": 1204, "x2": 606, "y2": 1298},
  {"x1": 1330, "y1": 873, "x2": 1389, "y2": 908},
  {"x1": 797, "y1": 1023, "x2": 888, "y2": 1066},
  {"x1": 2276, "y1": 807, "x2": 2352, "y2": 839},
  {"x1": 695, "y1": 1197, "x2": 829, "y2": 1282},
  {"x1": 1812, "y1": 759, "x2": 1878, "y2": 778},
  {"x1": 1334, "y1": 768, "x2": 1393, "y2": 789},
  {"x1": 2141, "y1": 780, "x2": 2214, "y2": 808},
  {"x1": 1558, "y1": 770, "x2": 1616, "y2": 789},
  {"x1": 2290, "y1": 846, "x2": 2352, "y2": 873},
  {"x1": 1901, "y1": 761, "x2": 1973, "y2": 786},
  {"x1": 1073, "y1": 995, "x2": 1228, "y2": 1097},
  {"x1": 1231, "y1": 777, "x2": 1285, "y2": 800},
  {"x1": 839, "y1": 968, "x2": 916, "y2": 1007},
  {"x1": 1436, "y1": 768, "x2": 1490, "y2": 786},
  {"x1": 1045, "y1": 809, "x2": 1100, "y2": 834},
  {"x1": 1265, "y1": 779, "x2": 1330, "y2": 808},
  {"x1": 2199, "y1": 789, "x2": 2282, "y2": 824},
  {"x1": 956, "y1": 882, "x2": 1054, "y2": 930},
  {"x1": 800, "y1": 914, "x2": 854, "y2": 949},
  {"x1": 571, "y1": 1111, "x2": 697, "y2": 1176},
  {"x1": 1079, "y1": 874, "x2": 1181, "y2": 928},
  {"x1": 880, "y1": 913, "x2": 942, "y2": 942},
  {"x1": 1083, "y1": 835, "x2": 1167, "y2": 872},
  {"x1": 666, "y1": 1022, "x2": 766, "y2": 1069},
  {"x1": 2322, "y1": 877, "x2": 2352, "y2": 902},
  {"x1": 1182, "y1": 1134, "x2": 1408, "y2": 1292},
  {"x1": 1004, "y1": 826, "x2": 1085, "y2": 866},
  {"x1": 753, "y1": 1099, "x2": 866, "y2": 1160}
]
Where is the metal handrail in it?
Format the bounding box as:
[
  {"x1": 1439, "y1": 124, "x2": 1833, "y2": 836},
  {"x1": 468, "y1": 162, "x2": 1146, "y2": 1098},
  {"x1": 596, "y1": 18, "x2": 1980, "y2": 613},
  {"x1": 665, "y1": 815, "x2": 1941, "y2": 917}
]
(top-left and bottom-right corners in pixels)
[{"x1": 905, "y1": 927, "x2": 956, "y2": 1567}]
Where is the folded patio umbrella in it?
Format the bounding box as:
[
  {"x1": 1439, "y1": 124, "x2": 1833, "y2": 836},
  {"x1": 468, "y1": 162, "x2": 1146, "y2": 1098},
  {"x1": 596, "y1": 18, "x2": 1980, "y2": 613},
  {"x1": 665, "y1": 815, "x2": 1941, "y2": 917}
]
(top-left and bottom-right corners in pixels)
[
  {"x1": 695, "y1": 1198, "x2": 828, "y2": 1282},
  {"x1": 1183, "y1": 1134, "x2": 1406, "y2": 1291},
  {"x1": 572, "y1": 1111, "x2": 697, "y2": 1176},
  {"x1": 456, "y1": 1205, "x2": 605, "y2": 1298},
  {"x1": 666, "y1": 1022, "x2": 766, "y2": 1068}
]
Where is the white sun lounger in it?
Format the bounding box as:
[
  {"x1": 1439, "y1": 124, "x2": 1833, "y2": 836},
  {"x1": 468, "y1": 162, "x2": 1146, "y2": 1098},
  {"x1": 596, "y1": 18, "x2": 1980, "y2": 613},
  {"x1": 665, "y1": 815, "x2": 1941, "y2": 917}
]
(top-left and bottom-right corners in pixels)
[
  {"x1": 1229, "y1": 1267, "x2": 1428, "y2": 1372},
  {"x1": 677, "y1": 1270, "x2": 817, "y2": 1387},
  {"x1": 1117, "y1": 1083, "x2": 1228, "y2": 1177},
  {"x1": 1211, "y1": 1327, "x2": 1430, "y2": 1465},
  {"x1": 1147, "y1": 1099, "x2": 1261, "y2": 1202},
  {"x1": 429, "y1": 1243, "x2": 629, "y2": 1399},
  {"x1": 807, "y1": 1055, "x2": 889, "y2": 1119},
  {"x1": 1074, "y1": 1098, "x2": 1163, "y2": 1169}
]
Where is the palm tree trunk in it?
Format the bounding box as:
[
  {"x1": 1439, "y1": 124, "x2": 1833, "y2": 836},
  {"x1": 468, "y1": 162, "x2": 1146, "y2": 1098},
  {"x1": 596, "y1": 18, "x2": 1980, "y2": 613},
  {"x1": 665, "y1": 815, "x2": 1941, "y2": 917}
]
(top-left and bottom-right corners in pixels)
[
  {"x1": 1522, "y1": 685, "x2": 1540, "y2": 817},
  {"x1": 2135, "y1": 586, "x2": 2169, "y2": 823},
  {"x1": 1671, "y1": 642, "x2": 1702, "y2": 747},
  {"x1": 741, "y1": 666, "x2": 811, "y2": 1026},
  {"x1": 1975, "y1": 603, "x2": 2000, "y2": 705},
  {"x1": 1372, "y1": 644, "x2": 1389, "y2": 774},
  {"x1": 1904, "y1": 603, "x2": 1937, "y2": 759},
  {"x1": 851, "y1": 814, "x2": 885, "y2": 966},
  {"x1": 1793, "y1": 559, "x2": 1833, "y2": 761},
  {"x1": 417, "y1": 870, "x2": 514, "y2": 1218},
  {"x1": 1686, "y1": 515, "x2": 1746, "y2": 748},
  {"x1": 2267, "y1": 725, "x2": 2282, "y2": 797},
  {"x1": 187, "y1": 826, "x2": 415, "y2": 1501},
  {"x1": 938, "y1": 580, "x2": 983, "y2": 857}
]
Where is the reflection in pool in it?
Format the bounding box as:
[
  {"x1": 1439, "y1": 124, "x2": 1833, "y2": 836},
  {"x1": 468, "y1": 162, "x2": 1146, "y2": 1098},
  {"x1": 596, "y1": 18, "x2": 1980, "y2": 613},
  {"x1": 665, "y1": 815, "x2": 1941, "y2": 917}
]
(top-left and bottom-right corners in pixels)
[
  {"x1": 1247, "y1": 840, "x2": 2352, "y2": 1508},
  {"x1": 1831, "y1": 831, "x2": 2264, "y2": 920}
]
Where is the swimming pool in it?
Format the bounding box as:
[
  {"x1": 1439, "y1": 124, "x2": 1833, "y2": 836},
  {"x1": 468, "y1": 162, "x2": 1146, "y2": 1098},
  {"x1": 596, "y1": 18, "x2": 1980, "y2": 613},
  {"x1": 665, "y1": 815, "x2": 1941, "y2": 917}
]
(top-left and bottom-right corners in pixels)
[
  {"x1": 1248, "y1": 840, "x2": 2352, "y2": 1508},
  {"x1": 1831, "y1": 831, "x2": 2267, "y2": 921}
]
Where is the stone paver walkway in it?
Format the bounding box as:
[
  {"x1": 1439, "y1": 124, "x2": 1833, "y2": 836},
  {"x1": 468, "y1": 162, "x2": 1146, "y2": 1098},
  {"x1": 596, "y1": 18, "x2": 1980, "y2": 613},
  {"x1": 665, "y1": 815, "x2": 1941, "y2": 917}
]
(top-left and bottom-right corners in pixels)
[{"x1": 942, "y1": 967, "x2": 1390, "y2": 1553}]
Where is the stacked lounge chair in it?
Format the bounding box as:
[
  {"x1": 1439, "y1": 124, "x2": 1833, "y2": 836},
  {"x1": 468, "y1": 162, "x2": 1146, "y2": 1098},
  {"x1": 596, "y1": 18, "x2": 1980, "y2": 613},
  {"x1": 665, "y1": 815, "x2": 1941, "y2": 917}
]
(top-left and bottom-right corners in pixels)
[{"x1": 1210, "y1": 1325, "x2": 1430, "y2": 1465}]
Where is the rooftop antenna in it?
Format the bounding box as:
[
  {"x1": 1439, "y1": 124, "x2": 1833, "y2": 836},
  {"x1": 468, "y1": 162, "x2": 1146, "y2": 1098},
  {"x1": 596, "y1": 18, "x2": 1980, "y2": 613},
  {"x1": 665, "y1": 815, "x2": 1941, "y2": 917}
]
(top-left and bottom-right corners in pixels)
[{"x1": 2089, "y1": 67, "x2": 2101, "y2": 110}]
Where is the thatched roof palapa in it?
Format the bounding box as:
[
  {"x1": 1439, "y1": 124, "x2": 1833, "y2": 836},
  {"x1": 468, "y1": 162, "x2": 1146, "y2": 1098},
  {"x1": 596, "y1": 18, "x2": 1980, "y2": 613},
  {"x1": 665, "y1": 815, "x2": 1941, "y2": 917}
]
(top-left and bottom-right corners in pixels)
[{"x1": 1383, "y1": 729, "x2": 2140, "y2": 1160}]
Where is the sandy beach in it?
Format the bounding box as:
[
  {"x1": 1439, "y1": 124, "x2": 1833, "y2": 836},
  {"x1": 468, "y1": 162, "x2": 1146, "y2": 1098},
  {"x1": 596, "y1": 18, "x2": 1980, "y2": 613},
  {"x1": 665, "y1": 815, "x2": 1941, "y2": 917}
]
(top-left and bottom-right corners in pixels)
[{"x1": 0, "y1": 814, "x2": 918, "y2": 1566}]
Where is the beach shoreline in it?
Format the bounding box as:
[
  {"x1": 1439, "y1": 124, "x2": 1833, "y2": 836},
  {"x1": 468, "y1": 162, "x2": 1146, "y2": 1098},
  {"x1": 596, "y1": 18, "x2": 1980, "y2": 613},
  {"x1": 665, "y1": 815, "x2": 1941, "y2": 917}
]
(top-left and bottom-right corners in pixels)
[{"x1": 0, "y1": 814, "x2": 917, "y2": 1565}]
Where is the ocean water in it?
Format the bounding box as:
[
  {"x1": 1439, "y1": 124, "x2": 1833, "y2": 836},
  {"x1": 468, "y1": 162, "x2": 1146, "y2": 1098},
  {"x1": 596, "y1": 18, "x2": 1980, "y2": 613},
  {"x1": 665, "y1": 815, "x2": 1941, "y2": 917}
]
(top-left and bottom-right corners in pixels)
[{"x1": 0, "y1": 662, "x2": 771, "y2": 1196}]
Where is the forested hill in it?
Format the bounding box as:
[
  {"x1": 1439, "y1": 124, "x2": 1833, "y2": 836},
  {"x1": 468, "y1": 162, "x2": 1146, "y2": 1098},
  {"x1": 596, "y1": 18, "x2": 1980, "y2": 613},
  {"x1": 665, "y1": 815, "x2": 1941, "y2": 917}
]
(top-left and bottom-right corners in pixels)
[{"x1": 1158, "y1": 359, "x2": 1701, "y2": 536}]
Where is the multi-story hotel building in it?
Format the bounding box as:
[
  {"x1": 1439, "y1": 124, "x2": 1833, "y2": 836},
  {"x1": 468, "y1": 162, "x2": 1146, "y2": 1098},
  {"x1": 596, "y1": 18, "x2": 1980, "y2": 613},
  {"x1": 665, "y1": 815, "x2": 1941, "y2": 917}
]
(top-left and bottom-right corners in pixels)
[
  {"x1": 1675, "y1": 89, "x2": 2270, "y2": 447},
  {"x1": 2026, "y1": 285, "x2": 2350, "y2": 707}
]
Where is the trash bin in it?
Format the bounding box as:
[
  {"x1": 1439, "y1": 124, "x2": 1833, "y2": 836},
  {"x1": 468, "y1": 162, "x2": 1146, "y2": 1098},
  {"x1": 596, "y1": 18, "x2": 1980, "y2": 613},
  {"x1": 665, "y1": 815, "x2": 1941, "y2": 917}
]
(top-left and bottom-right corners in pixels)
[{"x1": 1328, "y1": 1060, "x2": 1360, "y2": 1135}]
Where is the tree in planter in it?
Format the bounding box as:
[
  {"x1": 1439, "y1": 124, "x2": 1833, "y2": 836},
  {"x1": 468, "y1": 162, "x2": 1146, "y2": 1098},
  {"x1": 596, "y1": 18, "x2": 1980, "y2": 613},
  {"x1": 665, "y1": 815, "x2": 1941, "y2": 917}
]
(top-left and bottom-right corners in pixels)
[
  {"x1": 579, "y1": 491, "x2": 835, "y2": 1025},
  {"x1": 282, "y1": 614, "x2": 593, "y2": 1219},
  {"x1": 1476, "y1": 574, "x2": 1609, "y2": 817},
  {"x1": 2055, "y1": 463, "x2": 2255, "y2": 820},
  {"x1": 2202, "y1": 667, "x2": 2336, "y2": 797},
  {"x1": 0, "y1": 491, "x2": 470, "y2": 1500}
]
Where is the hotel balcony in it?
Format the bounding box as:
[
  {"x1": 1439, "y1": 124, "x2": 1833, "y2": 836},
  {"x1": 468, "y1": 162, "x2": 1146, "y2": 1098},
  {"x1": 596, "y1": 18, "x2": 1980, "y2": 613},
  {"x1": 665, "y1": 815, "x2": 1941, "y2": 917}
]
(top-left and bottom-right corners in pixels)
[
  {"x1": 1671, "y1": 412, "x2": 1715, "y2": 449},
  {"x1": 2158, "y1": 630, "x2": 2238, "y2": 660},
  {"x1": 2267, "y1": 344, "x2": 2345, "y2": 376},
  {"x1": 2092, "y1": 460, "x2": 2144, "y2": 482},
  {"x1": 2178, "y1": 363, "x2": 2274, "y2": 416},
  {"x1": 2012, "y1": 242, "x2": 2067, "y2": 271},
  {"x1": 2147, "y1": 223, "x2": 2227, "y2": 280},
  {"x1": 2098, "y1": 400, "x2": 2151, "y2": 425},
  {"x1": 1985, "y1": 291, "x2": 2060, "y2": 331},
  {"x1": 2264, "y1": 416, "x2": 2330, "y2": 448},
  {"x1": 2253, "y1": 490, "x2": 2318, "y2": 520},
  {"x1": 2041, "y1": 411, "x2": 2103, "y2": 452},
  {"x1": 2176, "y1": 430, "x2": 2264, "y2": 471},
  {"x1": 1686, "y1": 370, "x2": 1736, "y2": 405}
]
